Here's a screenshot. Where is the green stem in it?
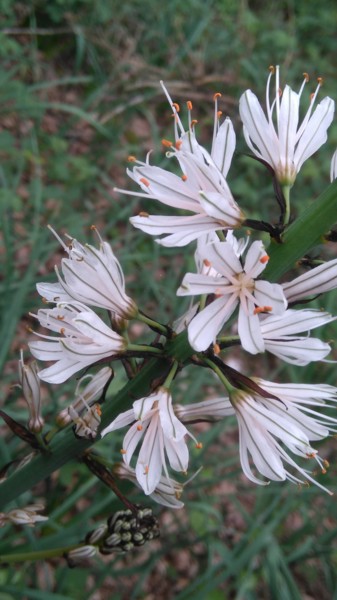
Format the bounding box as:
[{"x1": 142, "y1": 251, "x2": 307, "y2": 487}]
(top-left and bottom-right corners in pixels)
[
  {"x1": 127, "y1": 343, "x2": 163, "y2": 355},
  {"x1": 282, "y1": 184, "x2": 291, "y2": 226},
  {"x1": 0, "y1": 543, "x2": 84, "y2": 564},
  {"x1": 136, "y1": 312, "x2": 169, "y2": 335},
  {"x1": 163, "y1": 361, "x2": 179, "y2": 388},
  {"x1": 201, "y1": 357, "x2": 236, "y2": 394}
]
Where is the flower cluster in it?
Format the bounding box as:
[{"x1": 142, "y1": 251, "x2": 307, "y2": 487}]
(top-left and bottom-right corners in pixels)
[{"x1": 18, "y1": 65, "x2": 337, "y2": 517}]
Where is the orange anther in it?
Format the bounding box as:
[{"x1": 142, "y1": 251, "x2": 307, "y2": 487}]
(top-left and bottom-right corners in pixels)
[
  {"x1": 90, "y1": 224, "x2": 97, "y2": 231},
  {"x1": 268, "y1": 65, "x2": 275, "y2": 73},
  {"x1": 175, "y1": 140, "x2": 183, "y2": 150},
  {"x1": 139, "y1": 211, "x2": 149, "y2": 218},
  {"x1": 161, "y1": 138, "x2": 173, "y2": 148},
  {"x1": 260, "y1": 254, "x2": 269, "y2": 264},
  {"x1": 303, "y1": 72, "x2": 309, "y2": 82},
  {"x1": 190, "y1": 119, "x2": 198, "y2": 127},
  {"x1": 127, "y1": 155, "x2": 136, "y2": 162},
  {"x1": 186, "y1": 100, "x2": 193, "y2": 110},
  {"x1": 203, "y1": 259, "x2": 211, "y2": 267},
  {"x1": 172, "y1": 102, "x2": 180, "y2": 112},
  {"x1": 213, "y1": 92, "x2": 222, "y2": 100},
  {"x1": 217, "y1": 110, "x2": 223, "y2": 118},
  {"x1": 195, "y1": 442, "x2": 203, "y2": 449},
  {"x1": 139, "y1": 177, "x2": 150, "y2": 187},
  {"x1": 253, "y1": 306, "x2": 272, "y2": 315},
  {"x1": 120, "y1": 449, "x2": 126, "y2": 455},
  {"x1": 57, "y1": 314, "x2": 65, "y2": 320},
  {"x1": 181, "y1": 174, "x2": 187, "y2": 181},
  {"x1": 137, "y1": 424, "x2": 143, "y2": 431},
  {"x1": 59, "y1": 327, "x2": 65, "y2": 335},
  {"x1": 324, "y1": 459, "x2": 330, "y2": 467},
  {"x1": 321, "y1": 468, "x2": 327, "y2": 474},
  {"x1": 317, "y1": 77, "x2": 324, "y2": 85},
  {"x1": 95, "y1": 405, "x2": 102, "y2": 416},
  {"x1": 144, "y1": 466, "x2": 149, "y2": 474},
  {"x1": 213, "y1": 343, "x2": 221, "y2": 355},
  {"x1": 310, "y1": 92, "x2": 315, "y2": 101}
]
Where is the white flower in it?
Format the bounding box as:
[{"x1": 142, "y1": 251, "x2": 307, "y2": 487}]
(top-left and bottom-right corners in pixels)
[
  {"x1": 29, "y1": 304, "x2": 126, "y2": 384},
  {"x1": 101, "y1": 387, "x2": 198, "y2": 495},
  {"x1": 37, "y1": 227, "x2": 137, "y2": 319},
  {"x1": 282, "y1": 258, "x2": 337, "y2": 303},
  {"x1": 259, "y1": 308, "x2": 334, "y2": 365},
  {"x1": 115, "y1": 463, "x2": 185, "y2": 509},
  {"x1": 57, "y1": 367, "x2": 112, "y2": 426},
  {"x1": 114, "y1": 84, "x2": 244, "y2": 247},
  {"x1": 177, "y1": 239, "x2": 287, "y2": 352},
  {"x1": 18, "y1": 351, "x2": 44, "y2": 433},
  {"x1": 330, "y1": 149, "x2": 337, "y2": 181},
  {"x1": 0, "y1": 503, "x2": 48, "y2": 527},
  {"x1": 239, "y1": 66, "x2": 335, "y2": 186},
  {"x1": 230, "y1": 380, "x2": 337, "y2": 492}
]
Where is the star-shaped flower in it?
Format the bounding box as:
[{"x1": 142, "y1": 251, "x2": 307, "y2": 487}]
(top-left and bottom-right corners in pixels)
[{"x1": 177, "y1": 239, "x2": 287, "y2": 352}]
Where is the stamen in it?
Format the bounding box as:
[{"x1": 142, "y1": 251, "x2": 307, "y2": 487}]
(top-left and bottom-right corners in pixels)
[
  {"x1": 137, "y1": 424, "x2": 143, "y2": 431},
  {"x1": 144, "y1": 466, "x2": 149, "y2": 474},
  {"x1": 186, "y1": 100, "x2": 193, "y2": 110},
  {"x1": 217, "y1": 110, "x2": 223, "y2": 118},
  {"x1": 175, "y1": 140, "x2": 182, "y2": 150},
  {"x1": 138, "y1": 211, "x2": 149, "y2": 218},
  {"x1": 181, "y1": 174, "x2": 187, "y2": 181},
  {"x1": 59, "y1": 328, "x2": 65, "y2": 334},
  {"x1": 303, "y1": 72, "x2": 309, "y2": 82},
  {"x1": 203, "y1": 259, "x2": 212, "y2": 267},
  {"x1": 213, "y1": 343, "x2": 221, "y2": 355},
  {"x1": 120, "y1": 449, "x2": 126, "y2": 455},
  {"x1": 317, "y1": 77, "x2": 324, "y2": 86},
  {"x1": 139, "y1": 177, "x2": 150, "y2": 187},
  {"x1": 195, "y1": 442, "x2": 203, "y2": 449},
  {"x1": 172, "y1": 102, "x2": 180, "y2": 112},
  {"x1": 268, "y1": 65, "x2": 275, "y2": 74},
  {"x1": 95, "y1": 405, "x2": 102, "y2": 417},
  {"x1": 259, "y1": 254, "x2": 269, "y2": 264},
  {"x1": 190, "y1": 119, "x2": 198, "y2": 128},
  {"x1": 253, "y1": 306, "x2": 273, "y2": 315},
  {"x1": 127, "y1": 155, "x2": 137, "y2": 162},
  {"x1": 161, "y1": 139, "x2": 173, "y2": 148},
  {"x1": 57, "y1": 315, "x2": 65, "y2": 321}
]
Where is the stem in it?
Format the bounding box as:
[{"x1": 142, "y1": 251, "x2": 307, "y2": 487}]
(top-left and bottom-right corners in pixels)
[
  {"x1": 0, "y1": 543, "x2": 85, "y2": 564},
  {"x1": 201, "y1": 357, "x2": 236, "y2": 394},
  {"x1": 136, "y1": 312, "x2": 170, "y2": 336},
  {"x1": 282, "y1": 184, "x2": 291, "y2": 225},
  {"x1": 127, "y1": 344, "x2": 163, "y2": 355},
  {"x1": 163, "y1": 361, "x2": 179, "y2": 388}
]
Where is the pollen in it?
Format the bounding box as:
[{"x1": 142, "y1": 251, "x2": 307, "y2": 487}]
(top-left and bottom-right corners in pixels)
[
  {"x1": 181, "y1": 174, "x2": 187, "y2": 181},
  {"x1": 137, "y1": 424, "x2": 143, "y2": 431},
  {"x1": 139, "y1": 177, "x2": 150, "y2": 187},
  {"x1": 303, "y1": 72, "x2": 310, "y2": 82},
  {"x1": 195, "y1": 442, "x2": 203, "y2": 449},
  {"x1": 161, "y1": 138, "x2": 173, "y2": 148},
  {"x1": 259, "y1": 254, "x2": 269, "y2": 264},
  {"x1": 127, "y1": 155, "x2": 137, "y2": 162},
  {"x1": 172, "y1": 102, "x2": 180, "y2": 112},
  {"x1": 213, "y1": 92, "x2": 222, "y2": 100},
  {"x1": 139, "y1": 211, "x2": 149, "y2": 218},
  {"x1": 186, "y1": 100, "x2": 193, "y2": 110}
]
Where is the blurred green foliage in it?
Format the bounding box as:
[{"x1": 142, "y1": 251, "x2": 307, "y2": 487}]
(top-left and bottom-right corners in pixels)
[{"x1": 1, "y1": 0, "x2": 337, "y2": 598}]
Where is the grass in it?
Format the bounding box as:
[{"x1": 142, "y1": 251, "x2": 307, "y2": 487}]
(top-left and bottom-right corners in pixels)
[{"x1": 1, "y1": 0, "x2": 337, "y2": 598}]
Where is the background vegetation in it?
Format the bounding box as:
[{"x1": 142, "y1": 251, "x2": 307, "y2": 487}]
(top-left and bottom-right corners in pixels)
[{"x1": 1, "y1": 0, "x2": 337, "y2": 598}]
